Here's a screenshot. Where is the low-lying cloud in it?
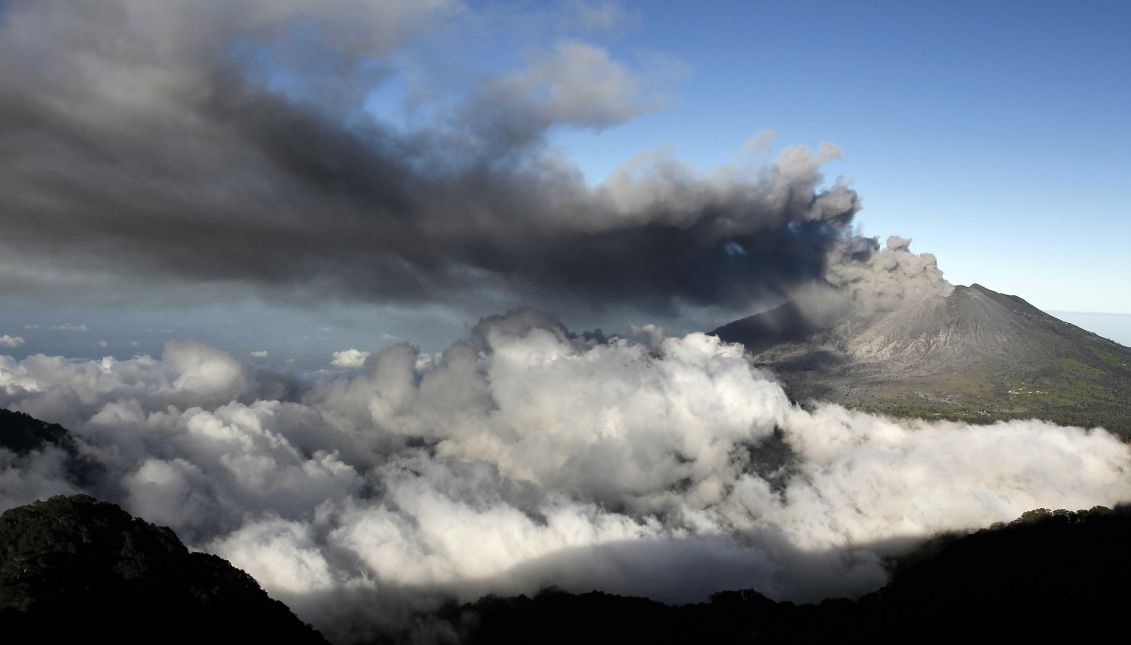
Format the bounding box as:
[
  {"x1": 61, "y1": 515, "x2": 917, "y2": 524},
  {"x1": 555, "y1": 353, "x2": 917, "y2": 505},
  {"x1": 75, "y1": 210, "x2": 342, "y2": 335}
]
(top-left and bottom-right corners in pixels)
[{"x1": 3, "y1": 310, "x2": 1129, "y2": 642}]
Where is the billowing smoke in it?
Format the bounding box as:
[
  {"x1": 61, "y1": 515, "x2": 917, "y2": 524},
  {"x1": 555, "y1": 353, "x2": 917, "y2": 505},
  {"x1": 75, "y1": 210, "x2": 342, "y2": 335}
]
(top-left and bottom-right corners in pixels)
[
  {"x1": 770, "y1": 234, "x2": 956, "y2": 336},
  {"x1": 3, "y1": 311, "x2": 1129, "y2": 642},
  {"x1": 0, "y1": 0, "x2": 859, "y2": 318},
  {"x1": 826, "y1": 235, "x2": 953, "y2": 312}
]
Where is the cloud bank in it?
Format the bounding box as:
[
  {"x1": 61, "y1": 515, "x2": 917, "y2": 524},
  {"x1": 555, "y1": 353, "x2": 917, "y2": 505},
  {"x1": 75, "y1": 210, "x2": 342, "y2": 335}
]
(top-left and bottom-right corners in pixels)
[{"x1": 3, "y1": 311, "x2": 1129, "y2": 642}]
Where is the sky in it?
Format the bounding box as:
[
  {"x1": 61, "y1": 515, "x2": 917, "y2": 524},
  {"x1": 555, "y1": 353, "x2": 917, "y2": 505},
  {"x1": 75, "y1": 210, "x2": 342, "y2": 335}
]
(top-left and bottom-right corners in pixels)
[
  {"x1": 547, "y1": 0, "x2": 1131, "y2": 310},
  {"x1": 1, "y1": 0, "x2": 1129, "y2": 359}
]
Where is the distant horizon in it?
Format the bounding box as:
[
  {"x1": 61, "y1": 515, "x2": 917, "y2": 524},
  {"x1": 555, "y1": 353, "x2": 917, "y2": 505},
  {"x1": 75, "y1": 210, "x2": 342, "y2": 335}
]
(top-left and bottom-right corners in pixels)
[
  {"x1": 3, "y1": 296, "x2": 1129, "y2": 369},
  {"x1": 1048, "y1": 311, "x2": 1131, "y2": 348}
]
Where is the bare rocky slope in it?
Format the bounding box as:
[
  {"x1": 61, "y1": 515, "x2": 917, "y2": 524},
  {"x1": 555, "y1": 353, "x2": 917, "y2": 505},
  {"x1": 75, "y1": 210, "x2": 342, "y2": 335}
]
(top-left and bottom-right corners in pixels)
[{"x1": 714, "y1": 284, "x2": 1131, "y2": 437}]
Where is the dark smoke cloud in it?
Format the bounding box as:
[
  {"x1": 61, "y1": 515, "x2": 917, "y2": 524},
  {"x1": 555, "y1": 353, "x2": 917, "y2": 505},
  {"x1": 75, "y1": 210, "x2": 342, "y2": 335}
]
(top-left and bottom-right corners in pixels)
[{"x1": 0, "y1": 0, "x2": 859, "y2": 316}]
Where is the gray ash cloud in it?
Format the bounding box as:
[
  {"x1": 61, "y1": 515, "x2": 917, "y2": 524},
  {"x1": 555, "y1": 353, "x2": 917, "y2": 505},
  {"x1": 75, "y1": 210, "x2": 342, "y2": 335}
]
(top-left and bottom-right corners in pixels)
[{"x1": 0, "y1": 0, "x2": 859, "y2": 317}]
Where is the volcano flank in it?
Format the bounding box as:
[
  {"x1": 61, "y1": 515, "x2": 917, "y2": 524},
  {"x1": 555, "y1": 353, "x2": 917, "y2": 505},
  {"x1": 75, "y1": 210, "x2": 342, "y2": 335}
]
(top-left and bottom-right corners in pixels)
[{"x1": 715, "y1": 283, "x2": 1131, "y2": 436}]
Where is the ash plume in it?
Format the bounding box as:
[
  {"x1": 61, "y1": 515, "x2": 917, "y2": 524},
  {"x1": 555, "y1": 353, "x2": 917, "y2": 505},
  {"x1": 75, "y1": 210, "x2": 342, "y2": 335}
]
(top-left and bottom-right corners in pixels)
[
  {"x1": 3, "y1": 311, "x2": 1129, "y2": 642},
  {"x1": 770, "y1": 234, "x2": 957, "y2": 334},
  {"x1": 0, "y1": 0, "x2": 858, "y2": 317}
]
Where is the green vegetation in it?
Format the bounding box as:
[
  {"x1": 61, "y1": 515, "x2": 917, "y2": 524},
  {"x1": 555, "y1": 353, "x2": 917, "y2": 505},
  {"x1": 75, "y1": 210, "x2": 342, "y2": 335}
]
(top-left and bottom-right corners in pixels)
[{"x1": 851, "y1": 354, "x2": 1131, "y2": 438}]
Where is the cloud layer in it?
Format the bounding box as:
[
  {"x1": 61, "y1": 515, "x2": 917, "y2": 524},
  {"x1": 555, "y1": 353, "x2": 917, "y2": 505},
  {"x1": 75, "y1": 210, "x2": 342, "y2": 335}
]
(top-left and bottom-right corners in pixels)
[{"x1": 3, "y1": 311, "x2": 1129, "y2": 641}]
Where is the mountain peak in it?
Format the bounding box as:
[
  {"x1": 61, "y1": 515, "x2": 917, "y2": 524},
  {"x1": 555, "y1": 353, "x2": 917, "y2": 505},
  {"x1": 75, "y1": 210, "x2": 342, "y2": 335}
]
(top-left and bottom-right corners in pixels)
[{"x1": 713, "y1": 283, "x2": 1131, "y2": 434}]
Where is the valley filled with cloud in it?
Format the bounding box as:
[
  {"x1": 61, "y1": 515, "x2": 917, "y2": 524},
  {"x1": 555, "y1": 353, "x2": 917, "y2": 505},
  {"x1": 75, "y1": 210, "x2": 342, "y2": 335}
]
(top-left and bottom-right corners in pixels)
[{"x1": 3, "y1": 310, "x2": 1128, "y2": 640}]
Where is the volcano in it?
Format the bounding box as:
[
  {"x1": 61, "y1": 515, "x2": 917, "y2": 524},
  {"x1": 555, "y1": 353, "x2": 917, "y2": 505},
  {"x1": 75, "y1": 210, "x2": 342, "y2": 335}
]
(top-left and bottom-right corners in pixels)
[{"x1": 714, "y1": 283, "x2": 1131, "y2": 436}]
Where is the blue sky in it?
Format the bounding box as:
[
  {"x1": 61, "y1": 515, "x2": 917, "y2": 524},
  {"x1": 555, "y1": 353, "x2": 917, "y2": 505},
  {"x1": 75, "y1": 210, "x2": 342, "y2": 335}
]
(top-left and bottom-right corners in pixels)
[
  {"x1": 544, "y1": 0, "x2": 1131, "y2": 314},
  {"x1": 1, "y1": 0, "x2": 1129, "y2": 362}
]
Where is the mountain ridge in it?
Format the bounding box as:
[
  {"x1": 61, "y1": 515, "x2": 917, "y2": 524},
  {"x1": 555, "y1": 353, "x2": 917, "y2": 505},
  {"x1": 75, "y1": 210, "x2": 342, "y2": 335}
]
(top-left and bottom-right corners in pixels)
[
  {"x1": 449, "y1": 505, "x2": 1131, "y2": 644},
  {"x1": 0, "y1": 494, "x2": 328, "y2": 643}
]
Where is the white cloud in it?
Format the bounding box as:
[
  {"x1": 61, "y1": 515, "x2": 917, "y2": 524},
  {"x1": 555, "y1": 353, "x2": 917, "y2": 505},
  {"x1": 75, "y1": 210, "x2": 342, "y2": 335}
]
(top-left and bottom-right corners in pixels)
[
  {"x1": 0, "y1": 335, "x2": 24, "y2": 348},
  {"x1": 50, "y1": 323, "x2": 87, "y2": 331},
  {"x1": 250, "y1": 350, "x2": 268, "y2": 358},
  {"x1": 2, "y1": 310, "x2": 1129, "y2": 640},
  {"x1": 162, "y1": 339, "x2": 254, "y2": 405},
  {"x1": 211, "y1": 517, "x2": 337, "y2": 594},
  {"x1": 330, "y1": 348, "x2": 370, "y2": 368},
  {"x1": 564, "y1": 0, "x2": 631, "y2": 31}
]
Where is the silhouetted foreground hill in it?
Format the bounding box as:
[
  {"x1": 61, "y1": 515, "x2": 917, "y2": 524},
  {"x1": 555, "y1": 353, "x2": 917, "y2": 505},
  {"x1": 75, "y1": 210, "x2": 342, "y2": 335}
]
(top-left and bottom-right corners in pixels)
[
  {"x1": 453, "y1": 506, "x2": 1131, "y2": 644},
  {"x1": 0, "y1": 495, "x2": 327, "y2": 644}
]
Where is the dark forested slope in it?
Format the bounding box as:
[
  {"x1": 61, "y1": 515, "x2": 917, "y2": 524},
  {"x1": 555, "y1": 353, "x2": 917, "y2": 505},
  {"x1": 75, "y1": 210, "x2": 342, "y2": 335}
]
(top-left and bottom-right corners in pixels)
[
  {"x1": 452, "y1": 506, "x2": 1131, "y2": 644},
  {"x1": 0, "y1": 495, "x2": 328, "y2": 644}
]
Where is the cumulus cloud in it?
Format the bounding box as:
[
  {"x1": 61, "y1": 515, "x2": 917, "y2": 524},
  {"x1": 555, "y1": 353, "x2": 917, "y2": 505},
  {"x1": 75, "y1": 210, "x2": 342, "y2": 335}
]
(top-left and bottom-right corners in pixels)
[
  {"x1": 250, "y1": 350, "x2": 269, "y2": 358},
  {"x1": 0, "y1": 340, "x2": 287, "y2": 428},
  {"x1": 163, "y1": 340, "x2": 255, "y2": 404},
  {"x1": 330, "y1": 349, "x2": 370, "y2": 369},
  {"x1": 3, "y1": 310, "x2": 1130, "y2": 641},
  {"x1": 0, "y1": 0, "x2": 859, "y2": 320},
  {"x1": 0, "y1": 335, "x2": 24, "y2": 348}
]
